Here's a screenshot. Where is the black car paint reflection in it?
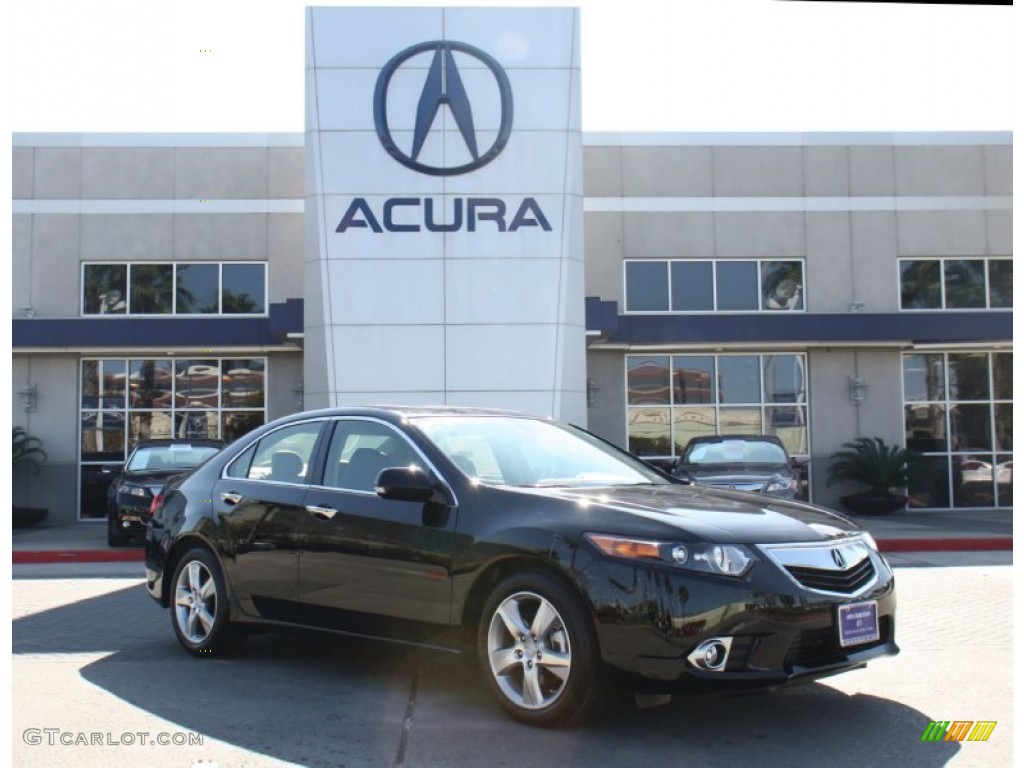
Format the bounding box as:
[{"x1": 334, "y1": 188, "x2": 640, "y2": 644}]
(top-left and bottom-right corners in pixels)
[{"x1": 145, "y1": 407, "x2": 897, "y2": 727}]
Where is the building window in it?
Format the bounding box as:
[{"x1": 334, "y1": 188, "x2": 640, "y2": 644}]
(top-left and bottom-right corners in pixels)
[
  {"x1": 899, "y1": 258, "x2": 1012, "y2": 311},
  {"x1": 903, "y1": 351, "x2": 1012, "y2": 509},
  {"x1": 626, "y1": 353, "x2": 809, "y2": 461},
  {"x1": 82, "y1": 262, "x2": 267, "y2": 316},
  {"x1": 624, "y1": 259, "x2": 805, "y2": 313},
  {"x1": 78, "y1": 356, "x2": 267, "y2": 520}
]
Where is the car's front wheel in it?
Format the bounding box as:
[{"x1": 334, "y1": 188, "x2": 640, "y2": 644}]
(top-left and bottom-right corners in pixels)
[
  {"x1": 170, "y1": 547, "x2": 245, "y2": 656},
  {"x1": 478, "y1": 570, "x2": 604, "y2": 727}
]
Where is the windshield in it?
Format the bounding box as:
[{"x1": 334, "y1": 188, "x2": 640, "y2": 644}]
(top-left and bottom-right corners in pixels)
[
  {"x1": 683, "y1": 439, "x2": 787, "y2": 466},
  {"x1": 413, "y1": 416, "x2": 667, "y2": 488},
  {"x1": 127, "y1": 443, "x2": 221, "y2": 472}
]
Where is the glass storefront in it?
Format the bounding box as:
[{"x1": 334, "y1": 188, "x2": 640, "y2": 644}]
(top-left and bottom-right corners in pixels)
[
  {"x1": 903, "y1": 351, "x2": 1012, "y2": 508},
  {"x1": 626, "y1": 353, "x2": 809, "y2": 459},
  {"x1": 78, "y1": 357, "x2": 267, "y2": 519}
]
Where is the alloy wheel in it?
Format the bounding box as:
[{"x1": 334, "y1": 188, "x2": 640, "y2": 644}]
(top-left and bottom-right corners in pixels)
[{"x1": 486, "y1": 590, "x2": 572, "y2": 710}]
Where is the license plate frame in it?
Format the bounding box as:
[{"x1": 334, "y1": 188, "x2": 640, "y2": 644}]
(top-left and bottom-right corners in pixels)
[{"x1": 838, "y1": 600, "x2": 880, "y2": 648}]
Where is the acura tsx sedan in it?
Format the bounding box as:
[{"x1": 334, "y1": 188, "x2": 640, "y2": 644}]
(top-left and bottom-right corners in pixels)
[{"x1": 145, "y1": 406, "x2": 897, "y2": 727}]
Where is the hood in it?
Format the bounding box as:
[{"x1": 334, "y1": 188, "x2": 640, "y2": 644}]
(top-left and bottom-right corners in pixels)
[{"x1": 512, "y1": 482, "x2": 859, "y2": 544}]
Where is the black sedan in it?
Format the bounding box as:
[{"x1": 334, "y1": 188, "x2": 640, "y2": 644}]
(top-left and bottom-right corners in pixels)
[
  {"x1": 145, "y1": 407, "x2": 897, "y2": 727},
  {"x1": 107, "y1": 439, "x2": 224, "y2": 546},
  {"x1": 673, "y1": 434, "x2": 803, "y2": 499}
]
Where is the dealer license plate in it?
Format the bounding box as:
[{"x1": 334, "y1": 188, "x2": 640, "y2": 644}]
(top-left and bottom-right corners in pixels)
[{"x1": 838, "y1": 601, "x2": 880, "y2": 648}]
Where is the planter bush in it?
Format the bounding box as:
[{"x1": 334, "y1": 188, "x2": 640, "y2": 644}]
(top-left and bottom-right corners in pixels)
[{"x1": 827, "y1": 437, "x2": 917, "y2": 515}]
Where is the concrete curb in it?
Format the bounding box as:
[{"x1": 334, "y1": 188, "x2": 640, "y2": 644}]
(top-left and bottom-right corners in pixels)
[{"x1": 13, "y1": 550, "x2": 144, "y2": 564}]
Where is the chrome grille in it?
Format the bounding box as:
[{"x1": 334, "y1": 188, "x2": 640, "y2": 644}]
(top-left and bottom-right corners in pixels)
[
  {"x1": 785, "y1": 558, "x2": 876, "y2": 594},
  {"x1": 759, "y1": 537, "x2": 879, "y2": 596}
]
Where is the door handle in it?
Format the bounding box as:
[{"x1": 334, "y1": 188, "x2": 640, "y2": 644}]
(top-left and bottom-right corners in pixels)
[
  {"x1": 221, "y1": 492, "x2": 242, "y2": 506},
  {"x1": 305, "y1": 504, "x2": 337, "y2": 520}
]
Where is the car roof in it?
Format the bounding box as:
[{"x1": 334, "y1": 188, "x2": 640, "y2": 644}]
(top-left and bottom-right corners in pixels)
[
  {"x1": 684, "y1": 434, "x2": 786, "y2": 445},
  {"x1": 268, "y1": 405, "x2": 541, "y2": 423}
]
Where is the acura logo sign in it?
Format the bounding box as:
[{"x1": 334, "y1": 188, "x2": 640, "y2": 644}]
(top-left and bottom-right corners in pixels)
[
  {"x1": 373, "y1": 41, "x2": 514, "y2": 176},
  {"x1": 831, "y1": 548, "x2": 847, "y2": 569}
]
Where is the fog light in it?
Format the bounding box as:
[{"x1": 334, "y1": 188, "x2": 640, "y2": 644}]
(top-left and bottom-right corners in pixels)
[{"x1": 687, "y1": 637, "x2": 734, "y2": 672}]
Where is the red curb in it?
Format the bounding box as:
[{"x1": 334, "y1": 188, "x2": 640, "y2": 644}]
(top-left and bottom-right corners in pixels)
[
  {"x1": 878, "y1": 537, "x2": 1013, "y2": 553},
  {"x1": 13, "y1": 550, "x2": 144, "y2": 564}
]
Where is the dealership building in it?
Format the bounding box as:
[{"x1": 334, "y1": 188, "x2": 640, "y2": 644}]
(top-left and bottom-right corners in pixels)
[{"x1": 12, "y1": 7, "x2": 1012, "y2": 525}]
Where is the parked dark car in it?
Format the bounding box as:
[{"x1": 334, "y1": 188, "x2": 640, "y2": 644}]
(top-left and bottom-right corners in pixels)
[
  {"x1": 673, "y1": 434, "x2": 802, "y2": 499},
  {"x1": 106, "y1": 439, "x2": 224, "y2": 546},
  {"x1": 145, "y1": 407, "x2": 897, "y2": 726}
]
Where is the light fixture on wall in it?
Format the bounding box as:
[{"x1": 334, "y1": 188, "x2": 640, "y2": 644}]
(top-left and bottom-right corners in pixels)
[
  {"x1": 20, "y1": 383, "x2": 37, "y2": 413},
  {"x1": 586, "y1": 378, "x2": 600, "y2": 408},
  {"x1": 848, "y1": 374, "x2": 868, "y2": 406},
  {"x1": 849, "y1": 301, "x2": 865, "y2": 313}
]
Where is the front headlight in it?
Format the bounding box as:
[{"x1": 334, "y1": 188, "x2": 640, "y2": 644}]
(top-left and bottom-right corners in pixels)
[
  {"x1": 764, "y1": 476, "x2": 798, "y2": 494},
  {"x1": 585, "y1": 534, "x2": 755, "y2": 577},
  {"x1": 124, "y1": 484, "x2": 149, "y2": 498}
]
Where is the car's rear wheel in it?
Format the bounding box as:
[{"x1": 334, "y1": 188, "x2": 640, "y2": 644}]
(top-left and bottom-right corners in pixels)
[
  {"x1": 170, "y1": 547, "x2": 245, "y2": 656},
  {"x1": 478, "y1": 571, "x2": 604, "y2": 727}
]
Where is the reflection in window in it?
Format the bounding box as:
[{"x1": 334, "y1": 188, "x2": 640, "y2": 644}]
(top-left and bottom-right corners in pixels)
[
  {"x1": 947, "y1": 354, "x2": 990, "y2": 401},
  {"x1": 673, "y1": 357, "x2": 714, "y2": 404},
  {"x1": 222, "y1": 263, "x2": 266, "y2": 314},
  {"x1": 761, "y1": 261, "x2": 804, "y2": 311},
  {"x1": 673, "y1": 407, "x2": 716, "y2": 454},
  {"x1": 129, "y1": 411, "x2": 173, "y2": 447},
  {"x1": 900, "y1": 260, "x2": 940, "y2": 309},
  {"x1": 943, "y1": 260, "x2": 986, "y2": 309},
  {"x1": 625, "y1": 261, "x2": 669, "y2": 312},
  {"x1": 176, "y1": 264, "x2": 220, "y2": 314},
  {"x1": 222, "y1": 411, "x2": 264, "y2": 443},
  {"x1": 988, "y1": 260, "x2": 1013, "y2": 308},
  {"x1": 174, "y1": 360, "x2": 220, "y2": 409},
  {"x1": 902, "y1": 354, "x2": 945, "y2": 402},
  {"x1": 223, "y1": 360, "x2": 266, "y2": 408},
  {"x1": 83, "y1": 264, "x2": 127, "y2": 314},
  {"x1": 627, "y1": 408, "x2": 671, "y2": 456},
  {"x1": 627, "y1": 357, "x2": 671, "y2": 405},
  {"x1": 717, "y1": 356, "x2": 760, "y2": 403},
  {"x1": 900, "y1": 257, "x2": 1010, "y2": 310},
  {"x1": 81, "y1": 262, "x2": 267, "y2": 316},
  {"x1": 130, "y1": 264, "x2": 173, "y2": 314},
  {"x1": 129, "y1": 359, "x2": 173, "y2": 408},
  {"x1": 715, "y1": 262, "x2": 759, "y2": 311},
  {"x1": 903, "y1": 351, "x2": 1012, "y2": 509},
  {"x1": 626, "y1": 353, "x2": 808, "y2": 467},
  {"x1": 670, "y1": 261, "x2": 713, "y2": 311},
  {"x1": 79, "y1": 357, "x2": 268, "y2": 519}
]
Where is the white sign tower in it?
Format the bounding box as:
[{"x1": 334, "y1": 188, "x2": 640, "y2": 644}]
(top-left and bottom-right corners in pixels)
[{"x1": 305, "y1": 6, "x2": 585, "y2": 423}]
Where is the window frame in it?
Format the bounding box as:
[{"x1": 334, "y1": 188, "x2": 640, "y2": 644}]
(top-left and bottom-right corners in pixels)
[
  {"x1": 623, "y1": 258, "x2": 807, "y2": 314},
  {"x1": 898, "y1": 257, "x2": 1012, "y2": 312},
  {"x1": 81, "y1": 261, "x2": 269, "y2": 317}
]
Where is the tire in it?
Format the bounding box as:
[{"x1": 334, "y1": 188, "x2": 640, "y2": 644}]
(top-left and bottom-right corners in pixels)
[
  {"x1": 478, "y1": 570, "x2": 604, "y2": 727},
  {"x1": 169, "y1": 547, "x2": 246, "y2": 656},
  {"x1": 107, "y1": 512, "x2": 130, "y2": 547}
]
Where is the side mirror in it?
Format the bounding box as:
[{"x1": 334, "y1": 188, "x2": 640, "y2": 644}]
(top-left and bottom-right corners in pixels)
[
  {"x1": 791, "y1": 456, "x2": 809, "y2": 468},
  {"x1": 375, "y1": 467, "x2": 443, "y2": 503},
  {"x1": 101, "y1": 463, "x2": 123, "y2": 475}
]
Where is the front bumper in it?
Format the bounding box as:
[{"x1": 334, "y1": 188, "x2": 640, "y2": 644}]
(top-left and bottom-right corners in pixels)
[{"x1": 578, "y1": 547, "x2": 898, "y2": 692}]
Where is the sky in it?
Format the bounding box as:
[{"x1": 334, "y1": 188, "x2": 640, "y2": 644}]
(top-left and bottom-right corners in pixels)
[{"x1": 7, "y1": 0, "x2": 1017, "y2": 133}]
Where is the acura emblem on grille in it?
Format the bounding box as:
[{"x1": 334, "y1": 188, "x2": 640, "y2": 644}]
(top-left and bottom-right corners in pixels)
[{"x1": 831, "y1": 548, "x2": 846, "y2": 568}]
